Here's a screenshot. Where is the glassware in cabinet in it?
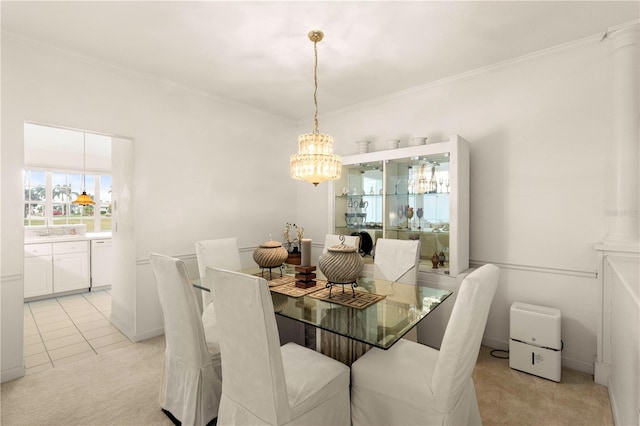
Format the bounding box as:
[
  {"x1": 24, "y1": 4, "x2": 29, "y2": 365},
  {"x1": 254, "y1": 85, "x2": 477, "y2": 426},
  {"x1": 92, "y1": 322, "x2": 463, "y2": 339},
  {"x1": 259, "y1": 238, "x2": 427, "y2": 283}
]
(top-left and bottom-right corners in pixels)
[{"x1": 333, "y1": 162, "x2": 384, "y2": 234}]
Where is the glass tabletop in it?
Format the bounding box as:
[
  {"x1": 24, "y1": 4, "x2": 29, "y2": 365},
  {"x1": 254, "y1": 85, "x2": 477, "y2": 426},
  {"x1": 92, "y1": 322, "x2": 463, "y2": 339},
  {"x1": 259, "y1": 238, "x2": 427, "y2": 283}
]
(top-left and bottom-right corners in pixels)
[{"x1": 195, "y1": 267, "x2": 452, "y2": 350}]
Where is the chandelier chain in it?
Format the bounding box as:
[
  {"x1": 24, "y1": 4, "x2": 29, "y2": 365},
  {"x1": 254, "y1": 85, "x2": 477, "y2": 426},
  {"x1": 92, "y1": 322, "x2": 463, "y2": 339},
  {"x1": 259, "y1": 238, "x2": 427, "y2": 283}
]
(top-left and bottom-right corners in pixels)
[
  {"x1": 313, "y1": 39, "x2": 319, "y2": 134},
  {"x1": 82, "y1": 133, "x2": 86, "y2": 191}
]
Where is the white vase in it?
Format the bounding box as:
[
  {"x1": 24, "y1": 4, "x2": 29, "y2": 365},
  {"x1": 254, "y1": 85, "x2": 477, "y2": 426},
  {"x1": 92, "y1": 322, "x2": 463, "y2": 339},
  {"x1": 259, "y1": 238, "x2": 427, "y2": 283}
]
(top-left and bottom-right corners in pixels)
[
  {"x1": 386, "y1": 139, "x2": 400, "y2": 149},
  {"x1": 409, "y1": 137, "x2": 428, "y2": 146},
  {"x1": 356, "y1": 140, "x2": 370, "y2": 154}
]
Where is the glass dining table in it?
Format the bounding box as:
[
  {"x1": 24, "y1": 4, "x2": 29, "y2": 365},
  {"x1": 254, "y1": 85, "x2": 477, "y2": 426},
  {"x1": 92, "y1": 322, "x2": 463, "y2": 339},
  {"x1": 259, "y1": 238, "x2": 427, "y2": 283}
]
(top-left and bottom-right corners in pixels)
[{"x1": 195, "y1": 266, "x2": 452, "y2": 351}]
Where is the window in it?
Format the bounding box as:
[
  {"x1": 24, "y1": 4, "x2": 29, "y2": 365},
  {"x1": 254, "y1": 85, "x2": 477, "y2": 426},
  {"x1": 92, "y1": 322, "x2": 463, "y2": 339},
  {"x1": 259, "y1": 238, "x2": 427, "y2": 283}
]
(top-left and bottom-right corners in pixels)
[
  {"x1": 23, "y1": 169, "x2": 112, "y2": 232},
  {"x1": 24, "y1": 170, "x2": 47, "y2": 225}
]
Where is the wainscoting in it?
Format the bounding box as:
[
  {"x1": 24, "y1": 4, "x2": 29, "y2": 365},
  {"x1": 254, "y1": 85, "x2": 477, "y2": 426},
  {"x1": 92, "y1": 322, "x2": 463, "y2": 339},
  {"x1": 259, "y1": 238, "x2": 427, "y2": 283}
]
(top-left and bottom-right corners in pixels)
[{"x1": 595, "y1": 245, "x2": 639, "y2": 426}]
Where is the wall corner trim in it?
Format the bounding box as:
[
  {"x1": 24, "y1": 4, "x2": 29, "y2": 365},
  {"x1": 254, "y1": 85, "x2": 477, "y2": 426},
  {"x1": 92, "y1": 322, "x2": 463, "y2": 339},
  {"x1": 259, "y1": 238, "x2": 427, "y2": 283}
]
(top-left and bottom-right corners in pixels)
[
  {"x1": 594, "y1": 361, "x2": 611, "y2": 386},
  {"x1": 1, "y1": 366, "x2": 26, "y2": 384}
]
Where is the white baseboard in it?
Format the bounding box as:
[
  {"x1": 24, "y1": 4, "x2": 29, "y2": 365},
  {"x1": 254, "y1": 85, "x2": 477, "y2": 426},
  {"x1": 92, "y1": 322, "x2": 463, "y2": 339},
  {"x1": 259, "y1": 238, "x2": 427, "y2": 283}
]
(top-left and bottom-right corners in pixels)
[
  {"x1": 130, "y1": 327, "x2": 165, "y2": 343},
  {"x1": 607, "y1": 376, "x2": 622, "y2": 426},
  {"x1": 482, "y1": 336, "x2": 508, "y2": 351},
  {"x1": 108, "y1": 314, "x2": 136, "y2": 341},
  {"x1": 562, "y1": 356, "x2": 593, "y2": 375},
  {"x1": 109, "y1": 313, "x2": 164, "y2": 343},
  {"x1": 594, "y1": 361, "x2": 610, "y2": 386},
  {"x1": 1, "y1": 365, "x2": 25, "y2": 383}
]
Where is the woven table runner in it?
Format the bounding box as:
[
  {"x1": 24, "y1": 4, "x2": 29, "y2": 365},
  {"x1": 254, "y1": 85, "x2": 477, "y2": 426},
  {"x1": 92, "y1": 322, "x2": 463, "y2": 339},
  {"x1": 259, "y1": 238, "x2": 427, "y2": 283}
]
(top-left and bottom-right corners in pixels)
[
  {"x1": 252, "y1": 273, "x2": 295, "y2": 287},
  {"x1": 309, "y1": 287, "x2": 386, "y2": 309},
  {"x1": 269, "y1": 280, "x2": 327, "y2": 298}
]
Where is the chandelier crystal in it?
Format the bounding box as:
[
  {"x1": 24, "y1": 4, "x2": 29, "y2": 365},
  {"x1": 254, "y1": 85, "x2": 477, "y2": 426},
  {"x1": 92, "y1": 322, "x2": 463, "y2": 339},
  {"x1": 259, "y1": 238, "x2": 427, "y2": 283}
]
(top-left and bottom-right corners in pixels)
[
  {"x1": 414, "y1": 162, "x2": 430, "y2": 195},
  {"x1": 290, "y1": 30, "x2": 341, "y2": 186}
]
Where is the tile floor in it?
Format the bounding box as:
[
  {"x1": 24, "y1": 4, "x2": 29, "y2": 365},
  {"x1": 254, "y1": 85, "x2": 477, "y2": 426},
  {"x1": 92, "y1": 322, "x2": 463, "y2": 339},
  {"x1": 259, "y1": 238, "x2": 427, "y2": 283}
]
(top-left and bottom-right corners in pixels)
[{"x1": 23, "y1": 290, "x2": 132, "y2": 375}]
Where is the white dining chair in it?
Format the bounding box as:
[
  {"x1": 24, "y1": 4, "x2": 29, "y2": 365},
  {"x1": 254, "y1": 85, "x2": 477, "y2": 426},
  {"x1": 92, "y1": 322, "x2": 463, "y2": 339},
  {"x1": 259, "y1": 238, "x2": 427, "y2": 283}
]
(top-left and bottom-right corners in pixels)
[
  {"x1": 373, "y1": 238, "x2": 421, "y2": 284},
  {"x1": 149, "y1": 253, "x2": 222, "y2": 426},
  {"x1": 350, "y1": 264, "x2": 500, "y2": 426},
  {"x1": 208, "y1": 267, "x2": 351, "y2": 426},
  {"x1": 195, "y1": 238, "x2": 241, "y2": 347},
  {"x1": 373, "y1": 238, "x2": 421, "y2": 341},
  {"x1": 323, "y1": 234, "x2": 360, "y2": 254}
]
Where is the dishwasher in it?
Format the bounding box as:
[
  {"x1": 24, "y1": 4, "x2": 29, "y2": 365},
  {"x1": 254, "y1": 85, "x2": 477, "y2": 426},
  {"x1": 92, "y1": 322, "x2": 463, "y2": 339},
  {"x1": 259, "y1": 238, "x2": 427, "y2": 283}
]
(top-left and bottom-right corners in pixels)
[{"x1": 91, "y1": 238, "x2": 112, "y2": 290}]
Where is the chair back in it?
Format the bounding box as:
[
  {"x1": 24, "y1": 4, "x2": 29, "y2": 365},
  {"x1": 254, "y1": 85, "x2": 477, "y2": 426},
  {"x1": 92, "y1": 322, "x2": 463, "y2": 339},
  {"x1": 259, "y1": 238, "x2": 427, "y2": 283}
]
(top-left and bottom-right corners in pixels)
[
  {"x1": 209, "y1": 267, "x2": 290, "y2": 425},
  {"x1": 373, "y1": 238, "x2": 421, "y2": 284},
  {"x1": 149, "y1": 253, "x2": 211, "y2": 366},
  {"x1": 195, "y1": 238, "x2": 241, "y2": 307},
  {"x1": 323, "y1": 234, "x2": 360, "y2": 254},
  {"x1": 432, "y1": 264, "x2": 500, "y2": 413}
]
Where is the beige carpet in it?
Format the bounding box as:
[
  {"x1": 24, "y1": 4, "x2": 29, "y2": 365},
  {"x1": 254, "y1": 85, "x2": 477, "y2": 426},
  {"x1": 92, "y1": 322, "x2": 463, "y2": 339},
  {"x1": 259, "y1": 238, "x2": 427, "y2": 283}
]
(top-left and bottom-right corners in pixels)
[
  {"x1": 1, "y1": 335, "x2": 172, "y2": 426},
  {"x1": 2, "y1": 337, "x2": 612, "y2": 426},
  {"x1": 473, "y1": 346, "x2": 613, "y2": 426}
]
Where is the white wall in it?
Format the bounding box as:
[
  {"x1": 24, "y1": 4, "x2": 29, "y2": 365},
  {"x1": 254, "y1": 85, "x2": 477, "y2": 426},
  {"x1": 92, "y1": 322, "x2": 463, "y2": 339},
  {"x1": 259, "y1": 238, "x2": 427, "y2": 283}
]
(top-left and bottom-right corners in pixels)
[
  {"x1": 297, "y1": 37, "x2": 611, "y2": 373},
  {"x1": 1, "y1": 34, "x2": 297, "y2": 379}
]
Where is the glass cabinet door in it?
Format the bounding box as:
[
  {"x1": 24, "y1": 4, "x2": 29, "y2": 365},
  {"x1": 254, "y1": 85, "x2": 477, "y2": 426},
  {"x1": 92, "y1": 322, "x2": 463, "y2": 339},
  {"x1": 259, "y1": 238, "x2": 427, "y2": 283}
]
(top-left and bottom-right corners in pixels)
[
  {"x1": 384, "y1": 153, "x2": 451, "y2": 270},
  {"x1": 334, "y1": 162, "x2": 384, "y2": 260}
]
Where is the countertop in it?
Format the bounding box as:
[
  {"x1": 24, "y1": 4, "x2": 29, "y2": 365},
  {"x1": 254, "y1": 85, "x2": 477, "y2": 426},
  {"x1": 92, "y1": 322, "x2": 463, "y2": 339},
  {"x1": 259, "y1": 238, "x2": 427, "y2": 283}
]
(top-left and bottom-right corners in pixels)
[
  {"x1": 86, "y1": 232, "x2": 113, "y2": 240},
  {"x1": 25, "y1": 232, "x2": 112, "y2": 244}
]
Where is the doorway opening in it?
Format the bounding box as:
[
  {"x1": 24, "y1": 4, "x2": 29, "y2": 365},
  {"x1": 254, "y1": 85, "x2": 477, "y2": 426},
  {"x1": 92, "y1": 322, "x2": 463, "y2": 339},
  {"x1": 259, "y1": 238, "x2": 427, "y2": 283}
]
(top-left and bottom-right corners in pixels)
[{"x1": 22, "y1": 121, "x2": 136, "y2": 367}]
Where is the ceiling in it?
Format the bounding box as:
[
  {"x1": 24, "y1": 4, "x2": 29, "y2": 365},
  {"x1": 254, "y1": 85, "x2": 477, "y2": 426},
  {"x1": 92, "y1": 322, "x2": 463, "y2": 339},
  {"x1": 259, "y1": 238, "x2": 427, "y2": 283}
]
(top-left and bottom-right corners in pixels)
[{"x1": 2, "y1": 1, "x2": 638, "y2": 122}]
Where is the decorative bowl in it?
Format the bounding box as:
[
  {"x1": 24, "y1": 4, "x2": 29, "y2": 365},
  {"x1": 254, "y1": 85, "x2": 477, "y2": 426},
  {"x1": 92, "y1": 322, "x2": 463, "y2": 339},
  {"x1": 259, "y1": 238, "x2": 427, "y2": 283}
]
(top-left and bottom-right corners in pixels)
[
  {"x1": 318, "y1": 237, "x2": 364, "y2": 284},
  {"x1": 253, "y1": 240, "x2": 288, "y2": 268}
]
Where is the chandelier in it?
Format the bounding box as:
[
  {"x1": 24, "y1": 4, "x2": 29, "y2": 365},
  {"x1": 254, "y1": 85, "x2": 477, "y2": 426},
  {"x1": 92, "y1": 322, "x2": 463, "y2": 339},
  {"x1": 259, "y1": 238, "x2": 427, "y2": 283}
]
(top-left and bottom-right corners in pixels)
[
  {"x1": 72, "y1": 133, "x2": 95, "y2": 206},
  {"x1": 414, "y1": 162, "x2": 430, "y2": 195},
  {"x1": 290, "y1": 30, "x2": 341, "y2": 186},
  {"x1": 414, "y1": 161, "x2": 438, "y2": 194}
]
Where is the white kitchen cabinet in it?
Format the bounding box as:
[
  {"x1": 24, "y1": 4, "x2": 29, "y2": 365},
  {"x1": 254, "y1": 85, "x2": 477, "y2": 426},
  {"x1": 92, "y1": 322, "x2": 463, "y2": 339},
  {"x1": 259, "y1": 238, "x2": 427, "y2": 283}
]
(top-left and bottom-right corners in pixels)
[
  {"x1": 52, "y1": 241, "x2": 90, "y2": 293},
  {"x1": 24, "y1": 243, "x2": 53, "y2": 298},
  {"x1": 90, "y1": 238, "x2": 112, "y2": 289},
  {"x1": 24, "y1": 239, "x2": 90, "y2": 299}
]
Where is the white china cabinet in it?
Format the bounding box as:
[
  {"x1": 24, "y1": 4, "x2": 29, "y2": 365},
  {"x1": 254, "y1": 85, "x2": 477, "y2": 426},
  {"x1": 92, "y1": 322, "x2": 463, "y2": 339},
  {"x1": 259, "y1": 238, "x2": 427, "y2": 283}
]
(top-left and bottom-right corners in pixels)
[{"x1": 330, "y1": 134, "x2": 469, "y2": 277}]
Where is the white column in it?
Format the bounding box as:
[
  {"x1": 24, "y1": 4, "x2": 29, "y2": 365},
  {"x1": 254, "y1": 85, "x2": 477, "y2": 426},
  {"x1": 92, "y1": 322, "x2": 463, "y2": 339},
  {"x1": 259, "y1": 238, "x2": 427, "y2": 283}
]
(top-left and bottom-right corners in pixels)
[
  {"x1": 594, "y1": 21, "x2": 640, "y2": 390},
  {"x1": 606, "y1": 22, "x2": 639, "y2": 242}
]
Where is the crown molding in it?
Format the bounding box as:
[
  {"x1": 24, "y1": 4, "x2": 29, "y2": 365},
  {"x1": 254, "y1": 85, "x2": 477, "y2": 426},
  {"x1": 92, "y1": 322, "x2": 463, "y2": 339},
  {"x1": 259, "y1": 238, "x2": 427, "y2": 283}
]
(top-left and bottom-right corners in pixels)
[
  {"x1": 323, "y1": 29, "x2": 609, "y2": 120},
  {"x1": 606, "y1": 19, "x2": 640, "y2": 34}
]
